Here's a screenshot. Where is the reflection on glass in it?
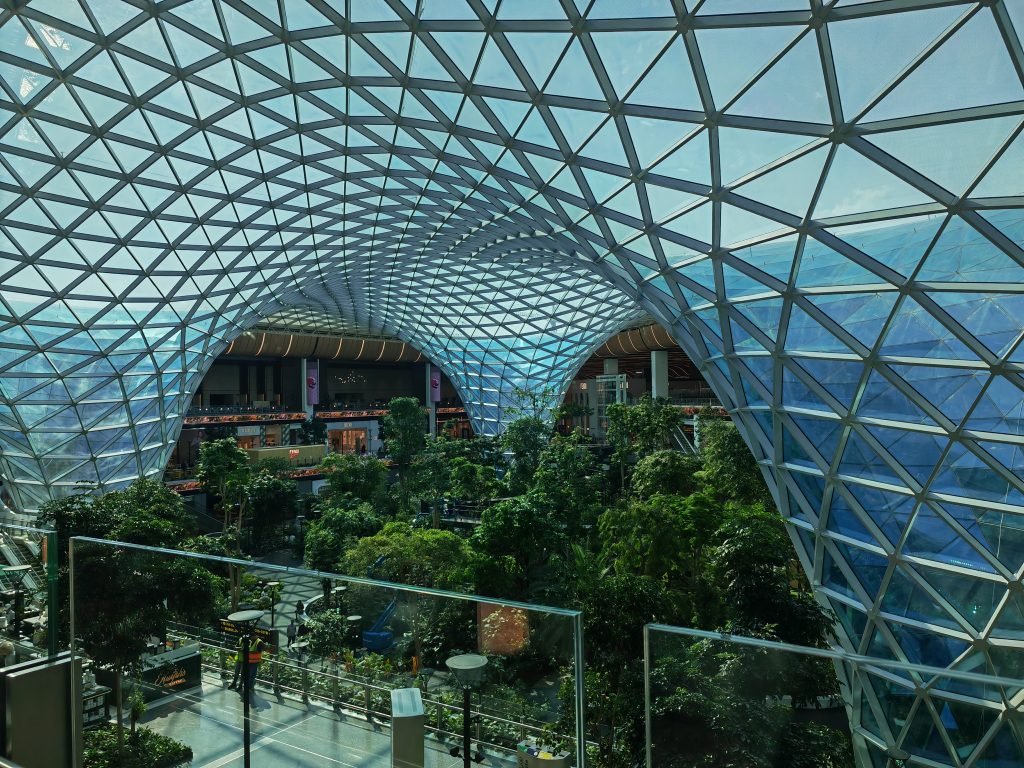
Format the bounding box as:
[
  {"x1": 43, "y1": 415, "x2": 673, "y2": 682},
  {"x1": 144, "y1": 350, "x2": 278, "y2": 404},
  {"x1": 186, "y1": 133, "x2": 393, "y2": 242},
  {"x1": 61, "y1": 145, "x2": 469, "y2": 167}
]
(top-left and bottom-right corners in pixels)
[
  {"x1": 645, "y1": 624, "x2": 1024, "y2": 768},
  {"x1": 0, "y1": 523, "x2": 59, "y2": 660}
]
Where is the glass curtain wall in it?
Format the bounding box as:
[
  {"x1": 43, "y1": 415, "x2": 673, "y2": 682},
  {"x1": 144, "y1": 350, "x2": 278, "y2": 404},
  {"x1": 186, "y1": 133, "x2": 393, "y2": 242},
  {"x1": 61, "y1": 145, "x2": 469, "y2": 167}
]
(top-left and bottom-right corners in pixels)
[{"x1": 69, "y1": 537, "x2": 584, "y2": 768}]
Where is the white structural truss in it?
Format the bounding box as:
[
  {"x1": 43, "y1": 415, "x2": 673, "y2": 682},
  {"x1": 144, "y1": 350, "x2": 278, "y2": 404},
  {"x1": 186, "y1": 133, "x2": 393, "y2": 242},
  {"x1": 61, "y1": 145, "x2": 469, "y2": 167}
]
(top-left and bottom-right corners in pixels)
[{"x1": 2, "y1": 0, "x2": 1024, "y2": 764}]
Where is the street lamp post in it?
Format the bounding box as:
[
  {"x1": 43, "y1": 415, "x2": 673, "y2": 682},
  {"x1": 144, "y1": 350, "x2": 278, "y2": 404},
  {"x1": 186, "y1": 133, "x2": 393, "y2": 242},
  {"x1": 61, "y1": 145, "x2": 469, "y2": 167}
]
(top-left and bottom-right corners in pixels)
[
  {"x1": 228, "y1": 609, "x2": 264, "y2": 768},
  {"x1": 445, "y1": 653, "x2": 488, "y2": 768},
  {"x1": 3, "y1": 565, "x2": 32, "y2": 640}
]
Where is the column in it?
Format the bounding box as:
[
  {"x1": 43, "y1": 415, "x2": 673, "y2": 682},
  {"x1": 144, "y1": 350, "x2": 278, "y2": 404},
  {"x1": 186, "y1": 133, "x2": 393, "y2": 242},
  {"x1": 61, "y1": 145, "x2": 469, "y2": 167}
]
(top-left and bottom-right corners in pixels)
[
  {"x1": 300, "y1": 358, "x2": 312, "y2": 416},
  {"x1": 425, "y1": 364, "x2": 437, "y2": 437},
  {"x1": 651, "y1": 350, "x2": 669, "y2": 400}
]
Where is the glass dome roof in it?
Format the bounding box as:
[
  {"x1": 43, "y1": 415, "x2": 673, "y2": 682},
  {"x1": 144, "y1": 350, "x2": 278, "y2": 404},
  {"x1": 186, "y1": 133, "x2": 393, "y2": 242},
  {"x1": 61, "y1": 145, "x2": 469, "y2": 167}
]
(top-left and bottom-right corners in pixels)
[{"x1": 2, "y1": 2, "x2": 1024, "y2": 764}]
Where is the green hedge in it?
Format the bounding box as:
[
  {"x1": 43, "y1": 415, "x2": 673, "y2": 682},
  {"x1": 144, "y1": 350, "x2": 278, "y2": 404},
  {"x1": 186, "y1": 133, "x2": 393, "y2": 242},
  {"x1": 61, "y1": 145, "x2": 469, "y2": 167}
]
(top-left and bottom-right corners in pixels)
[{"x1": 83, "y1": 725, "x2": 192, "y2": 768}]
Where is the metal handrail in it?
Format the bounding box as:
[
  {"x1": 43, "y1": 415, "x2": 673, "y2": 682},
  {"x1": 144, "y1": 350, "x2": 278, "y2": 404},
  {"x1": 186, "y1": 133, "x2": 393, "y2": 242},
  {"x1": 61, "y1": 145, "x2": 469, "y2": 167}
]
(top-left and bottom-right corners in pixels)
[{"x1": 165, "y1": 623, "x2": 569, "y2": 755}]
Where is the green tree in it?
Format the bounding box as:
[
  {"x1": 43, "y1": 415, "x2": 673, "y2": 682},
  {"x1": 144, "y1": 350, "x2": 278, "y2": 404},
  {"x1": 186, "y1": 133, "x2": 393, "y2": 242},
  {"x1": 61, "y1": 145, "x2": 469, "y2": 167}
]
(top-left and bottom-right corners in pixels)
[
  {"x1": 304, "y1": 502, "x2": 383, "y2": 572},
  {"x1": 531, "y1": 430, "x2": 602, "y2": 535},
  {"x1": 246, "y1": 467, "x2": 297, "y2": 544},
  {"x1": 195, "y1": 438, "x2": 250, "y2": 531},
  {"x1": 501, "y1": 416, "x2": 551, "y2": 494},
  {"x1": 381, "y1": 397, "x2": 427, "y2": 486},
  {"x1": 598, "y1": 492, "x2": 721, "y2": 626},
  {"x1": 605, "y1": 396, "x2": 683, "y2": 463},
  {"x1": 318, "y1": 453, "x2": 388, "y2": 507},
  {"x1": 449, "y1": 457, "x2": 499, "y2": 502},
  {"x1": 304, "y1": 608, "x2": 350, "y2": 662},
  {"x1": 697, "y1": 411, "x2": 771, "y2": 506},
  {"x1": 631, "y1": 450, "x2": 702, "y2": 499},
  {"x1": 567, "y1": 574, "x2": 671, "y2": 767},
  {"x1": 341, "y1": 521, "x2": 473, "y2": 590},
  {"x1": 472, "y1": 495, "x2": 566, "y2": 601},
  {"x1": 298, "y1": 415, "x2": 327, "y2": 445},
  {"x1": 711, "y1": 507, "x2": 833, "y2": 648}
]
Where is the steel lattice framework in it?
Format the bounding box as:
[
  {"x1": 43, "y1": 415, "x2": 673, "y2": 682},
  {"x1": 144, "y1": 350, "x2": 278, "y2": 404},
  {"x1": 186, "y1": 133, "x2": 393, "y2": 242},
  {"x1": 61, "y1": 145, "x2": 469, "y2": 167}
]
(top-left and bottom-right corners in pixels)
[{"x1": 2, "y1": 0, "x2": 1024, "y2": 764}]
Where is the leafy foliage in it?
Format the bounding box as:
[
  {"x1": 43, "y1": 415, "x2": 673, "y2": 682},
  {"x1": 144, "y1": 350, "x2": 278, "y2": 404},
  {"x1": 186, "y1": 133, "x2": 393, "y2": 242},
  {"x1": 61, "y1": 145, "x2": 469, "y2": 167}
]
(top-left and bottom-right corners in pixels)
[
  {"x1": 195, "y1": 438, "x2": 248, "y2": 508},
  {"x1": 304, "y1": 502, "x2": 383, "y2": 572},
  {"x1": 83, "y1": 725, "x2": 193, "y2": 768},
  {"x1": 697, "y1": 410, "x2": 772, "y2": 506},
  {"x1": 531, "y1": 431, "x2": 603, "y2": 535},
  {"x1": 381, "y1": 396, "x2": 427, "y2": 481},
  {"x1": 318, "y1": 453, "x2": 388, "y2": 507},
  {"x1": 605, "y1": 396, "x2": 682, "y2": 463},
  {"x1": 472, "y1": 495, "x2": 566, "y2": 600},
  {"x1": 298, "y1": 415, "x2": 327, "y2": 445},
  {"x1": 631, "y1": 450, "x2": 702, "y2": 499},
  {"x1": 304, "y1": 608, "x2": 350, "y2": 659},
  {"x1": 501, "y1": 416, "x2": 551, "y2": 494},
  {"x1": 341, "y1": 521, "x2": 474, "y2": 590}
]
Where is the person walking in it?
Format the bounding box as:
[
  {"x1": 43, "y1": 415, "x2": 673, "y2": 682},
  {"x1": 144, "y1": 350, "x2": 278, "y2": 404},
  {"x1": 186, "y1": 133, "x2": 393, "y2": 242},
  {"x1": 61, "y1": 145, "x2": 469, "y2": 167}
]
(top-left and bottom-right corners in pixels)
[
  {"x1": 286, "y1": 620, "x2": 297, "y2": 648},
  {"x1": 295, "y1": 600, "x2": 305, "y2": 622}
]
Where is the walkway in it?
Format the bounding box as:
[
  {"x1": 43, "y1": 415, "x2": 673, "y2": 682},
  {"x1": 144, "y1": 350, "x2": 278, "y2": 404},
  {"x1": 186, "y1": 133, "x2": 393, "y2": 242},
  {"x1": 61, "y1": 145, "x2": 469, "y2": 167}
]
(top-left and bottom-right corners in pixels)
[{"x1": 141, "y1": 680, "x2": 514, "y2": 768}]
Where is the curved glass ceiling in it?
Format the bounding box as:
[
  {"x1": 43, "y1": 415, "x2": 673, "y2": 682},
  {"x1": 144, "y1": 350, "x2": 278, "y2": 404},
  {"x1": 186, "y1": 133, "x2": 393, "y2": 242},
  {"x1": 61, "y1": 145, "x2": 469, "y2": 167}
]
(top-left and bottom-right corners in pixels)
[{"x1": 1, "y1": 2, "x2": 1024, "y2": 764}]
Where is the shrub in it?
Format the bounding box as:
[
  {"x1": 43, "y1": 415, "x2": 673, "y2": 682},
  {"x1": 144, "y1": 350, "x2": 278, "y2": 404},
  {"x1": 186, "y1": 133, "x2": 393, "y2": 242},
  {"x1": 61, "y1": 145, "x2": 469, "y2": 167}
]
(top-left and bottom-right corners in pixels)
[{"x1": 83, "y1": 724, "x2": 193, "y2": 768}]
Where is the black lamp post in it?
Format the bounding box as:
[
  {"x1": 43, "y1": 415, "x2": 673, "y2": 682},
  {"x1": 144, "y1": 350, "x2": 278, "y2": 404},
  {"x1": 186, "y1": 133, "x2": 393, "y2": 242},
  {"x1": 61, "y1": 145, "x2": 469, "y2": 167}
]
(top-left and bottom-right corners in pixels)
[
  {"x1": 228, "y1": 609, "x2": 264, "y2": 768},
  {"x1": 445, "y1": 653, "x2": 488, "y2": 768},
  {"x1": 3, "y1": 566, "x2": 32, "y2": 639}
]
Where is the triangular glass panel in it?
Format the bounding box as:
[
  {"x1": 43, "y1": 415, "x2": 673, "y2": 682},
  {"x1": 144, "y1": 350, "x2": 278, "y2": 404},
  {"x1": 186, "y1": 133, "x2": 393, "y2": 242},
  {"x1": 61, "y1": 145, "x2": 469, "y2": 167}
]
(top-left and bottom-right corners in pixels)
[
  {"x1": 828, "y1": 214, "x2": 945, "y2": 278},
  {"x1": 972, "y1": 127, "x2": 1024, "y2": 198},
  {"x1": 648, "y1": 130, "x2": 710, "y2": 184},
  {"x1": 878, "y1": 296, "x2": 976, "y2": 360},
  {"x1": 735, "y1": 146, "x2": 829, "y2": 218},
  {"x1": 545, "y1": 39, "x2": 604, "y2": 100},
  {"x1": 918, "y1": 216, "x2": 1024, "y2": 284},
  {"x1": 695, "y1": 24, "x2": 800, "y2": 108},
  {"x1": 929, "y1": 291, "x2": 1024, "y2": 357},
  {"x1": 857, "y1": 369, "x2": 937, "y2": 425},
  {"x1": 828, "y1": 4, "x2": 963, "y2": 118},
  {"x1": 729, "y1": 32, "x2": 831, "y2": 124},
  {"x1": 868, "y1": 116, "x2": 1019, "y2": 197},
  {"x1": 625, "y1": 37, "x2": 702, "y2": 111},
  {"x1": 868, "y1": 10, "x2": 1024, "y2": 122},
  {"x1": 503, "y1": 32, "x2": 569, "y2": 89},
  {"x1": 815, "y1": 146, "x2": 932, "y2": 219},
  {"x1": 590, "y1": 30, "x2": 672, "y2": 100}
]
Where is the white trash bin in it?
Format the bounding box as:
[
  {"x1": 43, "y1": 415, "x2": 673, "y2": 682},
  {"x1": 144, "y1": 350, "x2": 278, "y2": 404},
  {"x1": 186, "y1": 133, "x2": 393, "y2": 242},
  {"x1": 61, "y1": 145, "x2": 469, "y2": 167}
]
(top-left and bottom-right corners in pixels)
[{"x1": 391, "y1": 687, "x2": 425, "y2": 768}]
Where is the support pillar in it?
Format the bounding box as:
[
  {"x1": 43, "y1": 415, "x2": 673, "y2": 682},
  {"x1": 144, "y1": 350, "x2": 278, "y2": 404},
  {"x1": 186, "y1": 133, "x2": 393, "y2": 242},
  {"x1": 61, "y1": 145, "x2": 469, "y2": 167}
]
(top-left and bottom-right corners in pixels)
[
  {"x1": 426, "y1": 364, "x2": 437, "y2": 437},
  {"x1": 300, "y1": 359, "x2": 312, "y2": 417},
  {"x1": 651, "y1": 350, "x2": 669, "y2": 400}
]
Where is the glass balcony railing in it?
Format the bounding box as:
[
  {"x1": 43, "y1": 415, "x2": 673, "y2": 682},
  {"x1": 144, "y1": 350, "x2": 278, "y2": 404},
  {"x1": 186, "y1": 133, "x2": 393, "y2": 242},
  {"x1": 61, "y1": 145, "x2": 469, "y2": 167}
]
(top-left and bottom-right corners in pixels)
[
  {"x1": 0, "y1": 522, "x2": 59, "y2": 660},
  {"x1": 644, "y1": 624, "x2": 1024, "y2": 768},
  {"x1": 69, "y1": 538, "x2": 584, "y2": 768}
]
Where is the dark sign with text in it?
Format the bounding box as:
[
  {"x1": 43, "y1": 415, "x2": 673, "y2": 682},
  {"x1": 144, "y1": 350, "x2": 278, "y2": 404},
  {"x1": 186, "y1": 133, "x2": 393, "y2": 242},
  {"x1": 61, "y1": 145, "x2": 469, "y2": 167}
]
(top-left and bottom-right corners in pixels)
[{"x1": 219, "y1": 619, "x2": 276, "y2": 646}]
